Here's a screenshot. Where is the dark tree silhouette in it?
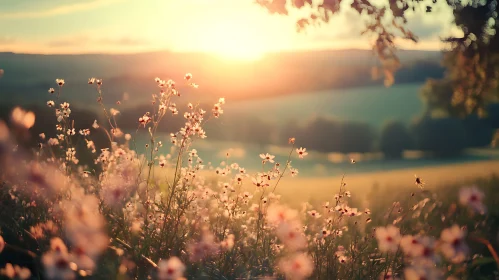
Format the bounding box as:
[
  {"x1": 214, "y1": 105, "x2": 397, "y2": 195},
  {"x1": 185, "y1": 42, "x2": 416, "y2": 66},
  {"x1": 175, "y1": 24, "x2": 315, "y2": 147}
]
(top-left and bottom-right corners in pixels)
[{"x1": 379, "y1": 120, "x2": 412, "y2": 159}]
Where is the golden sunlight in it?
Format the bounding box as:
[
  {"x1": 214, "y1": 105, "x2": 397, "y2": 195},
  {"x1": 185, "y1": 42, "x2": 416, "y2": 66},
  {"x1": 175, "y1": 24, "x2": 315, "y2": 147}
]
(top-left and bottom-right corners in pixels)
[{"x1": 196, "y1": 19, "x2": 268, "y2": 61}]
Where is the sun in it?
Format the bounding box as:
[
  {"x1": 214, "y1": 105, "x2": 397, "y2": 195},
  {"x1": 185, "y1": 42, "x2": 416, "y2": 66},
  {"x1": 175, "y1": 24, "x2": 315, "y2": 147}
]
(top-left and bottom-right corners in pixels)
[{"x1": 196, "y1": 18, "x2": 267, "y2": 61}]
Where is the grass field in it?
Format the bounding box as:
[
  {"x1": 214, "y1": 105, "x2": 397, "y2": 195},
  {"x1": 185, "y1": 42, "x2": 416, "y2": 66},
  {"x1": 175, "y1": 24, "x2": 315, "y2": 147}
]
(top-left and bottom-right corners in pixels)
[{"x1": 276, "y1": 159, "x2": 499, "y2": 205}]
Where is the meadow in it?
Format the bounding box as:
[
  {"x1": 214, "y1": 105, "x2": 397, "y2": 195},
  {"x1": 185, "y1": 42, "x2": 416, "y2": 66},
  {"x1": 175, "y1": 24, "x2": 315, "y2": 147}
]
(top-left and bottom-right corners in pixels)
[{"x1": 0, "y1": 74, "x2": 498, "y2": 280}]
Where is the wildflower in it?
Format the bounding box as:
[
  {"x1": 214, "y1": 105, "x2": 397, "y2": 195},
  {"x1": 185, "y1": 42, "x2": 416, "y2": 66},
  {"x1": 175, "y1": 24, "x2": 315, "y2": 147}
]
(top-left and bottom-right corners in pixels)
[
  {"x1": 400, "y1": 235, "x2": 435, "y2": 260},
  {"x1": 0, "y1": 263, "x2": 31, "y2": 280},
  {"x1": 218, "y1": 97, "x2": 225, "y2": 104},
  {"x1": 338, "y1": 255, "x2": 348, "y2": 264},
  {"x1": 110, "y1": 108, "x2": 120, "y2": 116},
  {"x1": 296, "y1": 147, "x2": 308, "y2": 158},
  {"x1": 276, "y1": 222, "x2": 307, "y2": 251},
  {"x1": 289, "y1": 137, "x2": 296, "y2": 144},
  {"x1": 42, "y1": 238, "x2": 74, "y2": 280},
  {"x1": 88, "y1": 78, "x2": 95, "y2": 84},
  {"x1": 278, "y1": 253, "x2": 314, "y2": 280},
  {"x1": 459, "y1": 186, "x2": 486, "y2": 214},
  {"x1": 92, "y1": 120, "x2": 99, "y2": 129},
  {"x1": 47, "y1": 100, "x2": 55, "y2": 107},
  {"x1": 290, "y1": 168, "x2": 299, "y2": 177},
  {"x1": 267, "y1": 204, "x2": 298, "y2": 225},
  {"x1": 212, "y1": 103, "x2": 223, "y2": 117},
  {"x1": 48, "y1": 88, "x2": 55, "y2": 94},
  {"x1": 307, "y1": 210, "x2": 321, "y2": 219},
  {"x1": 320, "y1": 228, "x2": 331, "y2": 238},
  {"x1": 96, "y1": 79, "x2": 102, "y2": 86},
  {"x1": 56, "y1": 78, "x2": 65, "y2": 86},
  {"x1": 79, "y1": 129, "x2": 90, "y2": 136},
  {"x1": 440, "y1": 224, "x2": 469, "y2": 263},
  {"x1": 375, "y1": 225, "x2": 401, "y2": 253},
  {"x1": 48, "y1": 138, "x2": 59, "y2": 146},
  {"x1": 11, "y1": 107, "x2": 35, "y2": 129},
  {"x1": 259, "y1": 153, "x2": 275, "y2": 163},
  {"x1": 139, "y1": 114, "x2": 151, "y2": 127},
  {"x1": 157, "y1": 256, "x2": 186, "y2": 280},
  {"x1": 251, "y1": 176, "x2": 269, "y2": 188},
  {"x1": 67, "y1": 128, "x2": 76, "y2": 136}
]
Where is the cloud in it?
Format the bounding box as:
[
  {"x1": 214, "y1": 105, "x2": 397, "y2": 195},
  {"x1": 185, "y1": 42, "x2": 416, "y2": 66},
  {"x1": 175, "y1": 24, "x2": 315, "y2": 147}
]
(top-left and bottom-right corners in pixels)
[
  {"x1": 46, "y1": 35, "x2": 148, "y2": 48},
  {"x1": 405, "y1": 13, "x2": 446, "y2": 40},
  {"x1": 97, "y1": 37, "x2": 149, "y2": 46},
  {"x1": 46, "y1": 36, "x2": 90, "y2": 47},
  {"x1": 0, "y1": 0, "x2": 121, "y2": 19},
  {"x1": 0, "y1": 36, "x2": 16, "y2": 45}
]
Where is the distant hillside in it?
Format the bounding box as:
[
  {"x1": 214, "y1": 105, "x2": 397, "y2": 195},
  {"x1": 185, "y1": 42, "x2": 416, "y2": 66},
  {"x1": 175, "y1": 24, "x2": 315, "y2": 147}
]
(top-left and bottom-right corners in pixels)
[{"x1": 0, "y1": 49, "x2": 444, "y2": 108}]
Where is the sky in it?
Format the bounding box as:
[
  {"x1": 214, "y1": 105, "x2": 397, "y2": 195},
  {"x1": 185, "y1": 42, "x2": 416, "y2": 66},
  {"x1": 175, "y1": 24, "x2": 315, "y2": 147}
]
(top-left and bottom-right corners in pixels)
[{"x1": 0, "y1": 0, "x2": 459, "y2": 57}]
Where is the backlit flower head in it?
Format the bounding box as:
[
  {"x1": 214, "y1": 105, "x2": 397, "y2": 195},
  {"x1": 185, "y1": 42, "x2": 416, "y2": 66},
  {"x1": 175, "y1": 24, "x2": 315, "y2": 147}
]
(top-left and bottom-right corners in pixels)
[
  {"x1": 459, "y1": 186, "x2": 486, "y2": 214},
  {"x1": 375, "y1": 225, "x2": 401, "y2": 253}
]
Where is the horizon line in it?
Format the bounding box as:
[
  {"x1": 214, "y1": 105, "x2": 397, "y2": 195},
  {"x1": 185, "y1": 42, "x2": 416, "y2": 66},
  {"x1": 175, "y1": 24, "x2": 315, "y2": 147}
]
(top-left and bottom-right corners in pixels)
[{"x1": 0, "y1": 47, "x2": 442, "y2": 56}]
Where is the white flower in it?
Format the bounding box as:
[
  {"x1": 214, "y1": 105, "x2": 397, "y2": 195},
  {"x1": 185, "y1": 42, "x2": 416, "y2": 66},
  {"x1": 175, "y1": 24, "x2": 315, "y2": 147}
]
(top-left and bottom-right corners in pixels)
[
  {"x1": 307, "y1": 210, "x2": 321, "y2": 219},
  {"x1": 48, "y1": 88, "x2": 55, "y2": 94},
  {"x1": 251, "y1": 176, "x2": 269, "y2": 188},
  {"x1": 375, "y1": 225, "x2": 401, "y2": 253},
  {"x1": 440, "y1": 225, "x2": 469, "y2": 263},
  {"x1": 92, "y1": 120, "x2": 99, "y2": 129},
  {"x1": 110, "y1": 108, "x2": 120, "y2": 116},
  {"x1": 157, "y1": 256, "x2": 186, "y2": 280},
  {"x1": 139, "y1": 114, "x2": 151, "y2": 126},
  {"x1": 259, "y1": 153, "x2": 275, "y2": 163},
  {"x1": 459, "y1": 186, "x2": 486, "y2": 214},
  {"x1": 56, "y1": 78, "x2": 65, "y2": 86},
  {"x1": 296, "y1": 147, "x2": 308, "y2": 158},
  {"x1": 47, "y1": 100, "x2": 55, "y2": 107}
]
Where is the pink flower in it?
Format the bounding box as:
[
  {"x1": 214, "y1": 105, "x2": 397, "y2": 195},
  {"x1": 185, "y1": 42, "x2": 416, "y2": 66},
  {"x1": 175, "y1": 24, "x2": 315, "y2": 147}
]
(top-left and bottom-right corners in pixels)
[
  {"x1": 375, "y1": 225, "x2": 401, "y2": 253},
  {"x1": 440, "y1": 224, "x2": 469, "y2": 263},
  {"x1": 459, "y1": 186, "x2": 486, "y2": 214},
  {"x1": 278, "y1": 253, "x2": 314, "y2": 280},
  {"x1": 157, "y1": 256, "x2": 186, "y2": 280}
]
